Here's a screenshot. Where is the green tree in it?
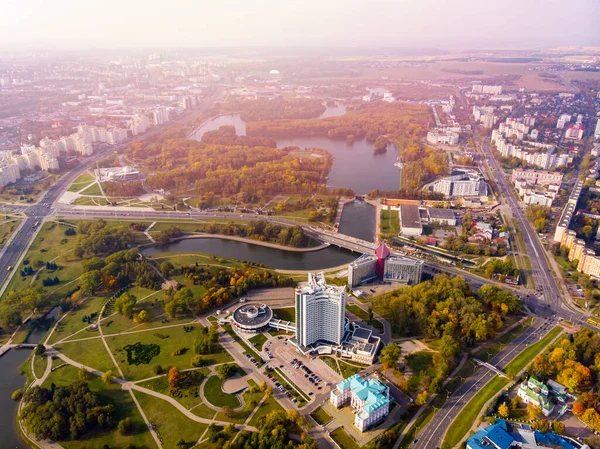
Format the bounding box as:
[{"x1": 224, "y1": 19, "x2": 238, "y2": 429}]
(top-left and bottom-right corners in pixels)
[
  {"x1": 34, "y1": 343, "x2": 45, "y2": 356},
  {"x1": 118, "y1": 417, "x2": 135, "y2": 435},
  {"x1": 80, "y1": 270, "x2": 102, "y2": 296},
  {"x1": 114, "y1": 293, "x2": 136, "y2": 319},
  {"x1": 379, "y1": 343, "x2": 401, "y2": 370},
  {"x1": 160, "y1": 261, "x2": 175, "y2": 277}
]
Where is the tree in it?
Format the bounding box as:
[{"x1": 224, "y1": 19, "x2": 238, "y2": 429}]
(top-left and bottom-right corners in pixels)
[
  {"x1": 102, "y1": 370, "x2": 114, "y2": 384},
  {"x1": 415, "y1": 390, "x2": 429, "y2": 406},
  {"x1": 527, "y1": 403, "x2": 542, "y2": 421},
  {"x1": 168, "y1": 366, "x2": 181, "y2": 389},
  {"x1": 265, "y1": 386, "x2": 272, "y2": 399},
  {"x1": 572, "y1": 401, "x2": 586, "y2": 416},
  {"x1": 217, "y1": 364, "x2": 237, "y2": 379},
  {"x1": 118, "y1": 417, "x2": 135, "y2": 435},
  {"x1": 551, "y1": 420, "x2": 565, "y2": 435},
  {"x1": 222, "y1": 406, "x2": 235, "y2": 418},
  {"x1": 439, "y1": 335, "x2": 460, "y2": 362},
  {"x1": 114, "y1": 293, "x2": 136, "y2": 319},
  {"x1": 78, "y1": 367, "x2": 91, "y2": 381},
  {"x1": 498, "y1": 403, "x2": 510, "y2": 419},
  {"x1": 379, "y1": 343, "x2": 401, "y2": 370},
  {"x1": 11, "y1": 389, "x2": 23, "y2": 400},
  {"x1": 34, "y1": 343, "x2": 45, "y2": 356},
  {"x1": 133, "y1": 309, "x2": 150, "y2": 324},
  {"x1": 80, "y1": 270, "x2": 102, "y2": 296},
  {"x1": 160, "y1": 261, "x2": 175, "y2": 278},
  {"x1": 532, "y1": 419, "x2": 550, "y2": 433}
]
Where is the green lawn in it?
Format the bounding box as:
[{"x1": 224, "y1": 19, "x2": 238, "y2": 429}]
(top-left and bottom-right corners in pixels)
[
  {"x1": 54, "y1": 336, "x2": 116, "y2": 374},
  {"x1": 272, "y1": 307, "x2": 295, "y2": 322},
  {"x1": 504, "y1": 327, "x2": 562, "y2": 377},
  {"x1": 203, "y1": 375, "x2": 241, "y2": 408},
  {"x1": 67, "y1": 173, "x2": 95, "y2": 191},
  {"x1": 0, "y1": 219, "x2": 21, "y2": 248},
  {"x1": 330, "y1": 427, "x2": 360, "y2": 449},
  {"x1": 441, "y1": 376, "x2": 509, "y2": 449},
  {"x1": 135, "y1": 390, "x2": 208, "y2": 449},
  {"x1": 138, "y1": 368, "x2": 215, "y2": 419},
  {"x1": 105, "y1": 324, "x2": 232, "y2": 381},
  {"x1": 3, "y1": 221, "x2": 81, "y2": 301},
  {"x1": 49, "y1": 295, "x2": 107, "y2": 344},
  {"x1": 215, "y1": 379, "x2": 265, "y2": 423},
  {"x1": 310, "y1": 407, "x2": 332, "y2": 425},
  {"x1": 346, "y1": 304, "x2": 384, "y2": 333},
  {"x1": 380, "y1": 209, "x2": 400, "y2": 235},
  {"x1": 248, "y1": 333, "x2": 268, "y2": 351},
  {"x1": 33, "y1": 353, "x2": 48, "y2": 379},
  {"x1": 248, "y1": 395, "x2": 285, "y2": 426},
  {"x1": 80, "y1": 182, "x2": 103, "y2": 196}
]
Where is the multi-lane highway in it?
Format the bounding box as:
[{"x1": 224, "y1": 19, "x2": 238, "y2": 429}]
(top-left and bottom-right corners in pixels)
[{"x1": 411, "y1": 317, "x2": 559, "y2": 449}]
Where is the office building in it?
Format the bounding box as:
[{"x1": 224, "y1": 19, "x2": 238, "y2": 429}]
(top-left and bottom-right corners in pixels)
[
  {"x1": 348, "y1": 243, "x2": 423, "y2": 287},
  {"x1": 295, "y1": 273, "x2": 346, "y2": 347},
  {"x1": 330, "y1": 374, "x2": 390, "y2": 432},
  {"x1": 426, "y1": 207, "x2": 457, "y2": 226},
  {"x1": 432, "y1": 170, "x2": 487, "y2": 198}
]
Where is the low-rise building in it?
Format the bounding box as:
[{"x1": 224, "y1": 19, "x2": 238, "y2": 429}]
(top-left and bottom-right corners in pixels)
[
  {"x1": 399, "y1": 204, "x2": 422, "y2": 236},
  {"x1": 517, "y1": 377, "x2": 554, "y2": 416},
  {"x1": 426, "y1": 207, "x2": 457, "y2": 226},
  {"x1": 330, "y1": 374, "x2": 390, "y2": 432}
]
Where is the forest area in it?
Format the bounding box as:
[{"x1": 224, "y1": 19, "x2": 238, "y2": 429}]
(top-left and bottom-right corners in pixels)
[{"x1": 219, "y1": 97, "x2": 327, "y2": 121}]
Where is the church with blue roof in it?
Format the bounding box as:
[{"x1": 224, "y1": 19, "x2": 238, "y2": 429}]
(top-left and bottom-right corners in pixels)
[{"x1": 330, "y1": 373, "x2": 390, "y2": 432}]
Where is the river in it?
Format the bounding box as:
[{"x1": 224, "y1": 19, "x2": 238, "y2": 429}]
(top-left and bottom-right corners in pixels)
[
  {"x1": 1, "y1": 308, "x2": 59, "y2": 449},
  {"x1": 189, "y1": 107, "x2": 401, "y2": 194},
  {"x1": 142, "y1": 238, "x2": 357, "y2": 270}
]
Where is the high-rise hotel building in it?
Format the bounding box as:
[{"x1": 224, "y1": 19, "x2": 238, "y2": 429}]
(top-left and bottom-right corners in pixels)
[{"x1": 295, "y1": 272, "x2": 346, "y2": 347}]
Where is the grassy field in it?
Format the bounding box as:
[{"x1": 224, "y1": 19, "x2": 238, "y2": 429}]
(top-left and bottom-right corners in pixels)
[
  {"x1": 134, "y1": 390, "x2": 208, "y2": 448},
  {"x1": 346, "y1": 304, "x2": 384, "y2": 333},
  {"x1": 49, "y1": 295, "x2": 107, "y2": 344},
  {"x1": 310, "y1": 407, "x2": 332, "y2": 425},
  {"x1": 504, "y1": 327, "x2": 562, "y2": 377},
  {"x1": 67, "y1": 173, "x2": 95, "y2": 192},
  {"x1": 441, "y1": 375, "x2": 509, "y2": 449},
  {"x1": 79, "y1": 183, "x2": 103, "y2": 196},
  {"x1": 54, "y1": 336, "x2": 117, "y2": 373},
  {"x1": 32, "y1": 352, "x2": 48, "y2": 379},
  {"x1": 203, "y1": 375, "x2": 241, "y2": 408},
  {"x1": 330, "y1": 427, "x2": 360, "y2": 449},
  {"x1": 3, "y1": 221, "x2": 82, "y2": 301},
  {"x1": 248, "y1": 395, "x2": 285, "y2": 426},
  {"x1": 138, "y1": 368, "x2": 215, "y2": 419},
  {"x1": 105, "y1": 324, "x2": 233, "y2": 381},
  {"x1": 0, "y1": 219, "x2": 21, "y2": 248},
  {"x1": 380, "y1": 209, "x2": 400, "y2": 235},
  {"x1": 272, "y1": 307, "x2": 295, "y2": 322},
  {"x1": 215, "y1": 379, "x2": 265, "y2": 423},
  {"x1": 249, "y1": 333, "x2": 268, "y2": 351}
]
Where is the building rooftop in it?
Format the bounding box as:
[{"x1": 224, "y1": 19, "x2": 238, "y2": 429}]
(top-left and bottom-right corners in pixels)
[
  {"x1": 400, "y1": 204, "x2": 422, "y2": 229},
  {"x1": 374, "y1": 243, "x2": 390, "y2": 260},
  {"x1": 427, "y1": 207, "x2": 456, "y2": 220},
  {"x1": 232, "y1": 303, "x2": 273, "y2": 328},
  {"x1": 336, "y1": 374, "x2": 389, "y2": 415}
]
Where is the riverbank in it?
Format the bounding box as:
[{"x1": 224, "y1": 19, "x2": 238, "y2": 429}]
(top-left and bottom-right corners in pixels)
[{"x1": 154, "y1": 233, "x2": 330, "y2": 253}]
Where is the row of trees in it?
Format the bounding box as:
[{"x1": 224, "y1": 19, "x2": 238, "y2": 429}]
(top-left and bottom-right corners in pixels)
[
  {"x1": 163, "y1": 265, "x2": 295, "y2": 317},
  {"x1": 373, "y1": 275, "x2": 521, "y2": 345},
  {"x1": 200, "y1": 220, "x2": 310, "y2": 248}
]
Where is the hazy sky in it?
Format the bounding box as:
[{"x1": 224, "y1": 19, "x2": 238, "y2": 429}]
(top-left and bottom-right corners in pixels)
[{"x1": 2, "y1": 0, "x2": 599, "y2": 50}]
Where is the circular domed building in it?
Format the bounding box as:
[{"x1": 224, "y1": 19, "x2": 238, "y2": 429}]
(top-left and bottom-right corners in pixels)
[
  {"x1": 232, "y1": 303, "x2": 273, "y2": 333},
  {"x1": 269, "y1": 69, "x2": 280, "y2": 76}
]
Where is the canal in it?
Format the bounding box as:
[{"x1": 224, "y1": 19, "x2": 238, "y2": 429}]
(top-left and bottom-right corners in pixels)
[{"x1": 1, "y1": 308, "x2": 59, "y2": 449}]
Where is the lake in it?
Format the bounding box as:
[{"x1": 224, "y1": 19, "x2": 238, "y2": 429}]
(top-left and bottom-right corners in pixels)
[{"x1": 189, "y1": 109, "x2": 401, "y2": 194}]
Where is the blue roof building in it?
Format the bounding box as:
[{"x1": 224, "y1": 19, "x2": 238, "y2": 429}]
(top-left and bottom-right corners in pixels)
[{"x1": 330, "y1": 374, "x2": 390, "y2": 432}]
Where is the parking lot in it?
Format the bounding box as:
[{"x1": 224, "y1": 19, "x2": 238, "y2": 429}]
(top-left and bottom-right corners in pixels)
[{"x1": 259, "y1": 334, "x2": 343, "y2": 409}]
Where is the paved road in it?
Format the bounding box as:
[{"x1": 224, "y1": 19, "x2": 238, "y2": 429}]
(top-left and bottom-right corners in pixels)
[{"x1": 409, "y1": 317, "x2": 558, "y2": 449}]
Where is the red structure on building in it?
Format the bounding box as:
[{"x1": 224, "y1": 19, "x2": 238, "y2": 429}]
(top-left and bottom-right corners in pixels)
[{"x1": 374, "y1": 243, "x2": 390, "y2": 279}]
